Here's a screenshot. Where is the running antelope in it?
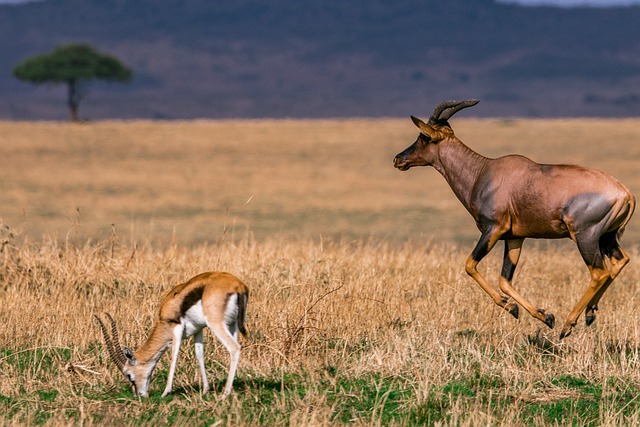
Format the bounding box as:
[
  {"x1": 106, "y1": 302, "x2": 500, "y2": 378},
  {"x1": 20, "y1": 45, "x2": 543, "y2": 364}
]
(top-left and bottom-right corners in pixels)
[
  {"x1": 394, "y1": 100, "x2": 635, "y2": 339},
  {"x1": 95, "y1": 271, "x2": 248, "y2": 397}
]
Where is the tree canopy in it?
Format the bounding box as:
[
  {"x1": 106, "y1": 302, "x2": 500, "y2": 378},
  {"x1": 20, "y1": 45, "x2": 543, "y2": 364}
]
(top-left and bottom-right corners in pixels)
[{"x1": 13, "y1": 44, "x2": 132, "y2": 121}]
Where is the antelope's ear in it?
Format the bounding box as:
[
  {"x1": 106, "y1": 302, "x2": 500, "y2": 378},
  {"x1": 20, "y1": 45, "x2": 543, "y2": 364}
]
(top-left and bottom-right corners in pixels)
[
  {"x1": 410, "y1": 116, "x2": 438, "y2": 140},
  {"x1": 124, "y1": 347, "x2": 137, "y2": 364},
  {"x1": 411, "y1": 115, "x2": 426, "y2": 128}
]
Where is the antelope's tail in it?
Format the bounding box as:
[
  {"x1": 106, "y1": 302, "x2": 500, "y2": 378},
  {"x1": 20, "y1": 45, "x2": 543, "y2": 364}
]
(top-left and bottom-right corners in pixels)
[
  {"x1": 236, "y1": 291, "x2": 248, "y2": 337},
  {"x1": 617, "y1": 193, "x2": 636, "y2": 239}
]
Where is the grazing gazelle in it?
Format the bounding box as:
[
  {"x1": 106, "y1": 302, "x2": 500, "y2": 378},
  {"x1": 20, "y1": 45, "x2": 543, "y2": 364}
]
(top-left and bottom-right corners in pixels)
[
  {"x1": 95, "y1": 271, "x2": 248, "y2": 397},
  {"x1": 394, "y1": 100, "x2": 635, "y2": 339}
]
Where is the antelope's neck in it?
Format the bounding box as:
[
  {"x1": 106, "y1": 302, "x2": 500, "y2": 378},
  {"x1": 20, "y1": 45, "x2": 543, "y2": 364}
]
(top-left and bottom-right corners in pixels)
[
  {"x1": 434, "y1": 138, "x2": 488, "y2": 213},
  {"x1": 135, "y1": 323, "x2": 172, "y2": 367}
]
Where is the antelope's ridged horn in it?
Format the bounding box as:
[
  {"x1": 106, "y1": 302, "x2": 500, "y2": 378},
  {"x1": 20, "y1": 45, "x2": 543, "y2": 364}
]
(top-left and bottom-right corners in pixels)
[
  {"x1": 429, "y1": 99, "x2": 479, "y2": 125},
  {"x1": 94, "y1": 314, "x2": 126, "y2": 371},
  {"x1": 105, "y1": 313, "x2": 128, "y2": 367}
]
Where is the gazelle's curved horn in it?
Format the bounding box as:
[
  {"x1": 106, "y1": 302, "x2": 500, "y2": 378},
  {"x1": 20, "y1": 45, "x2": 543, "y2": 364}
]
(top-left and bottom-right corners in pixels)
[
  {"x1": 94, "y1": 314, "x2": 127, "y2": 371},
  {"x1": 105, "y1": 313, "x2": 128, "y2": 367},
  {"x1": 428, "y1": 99, "x2": 479, "y2": 125}
]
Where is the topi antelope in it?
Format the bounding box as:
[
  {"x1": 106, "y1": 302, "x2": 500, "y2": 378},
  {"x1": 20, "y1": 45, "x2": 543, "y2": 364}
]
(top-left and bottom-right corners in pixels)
[
  {"x1": 95, "y1": 271, "x2": 248, "y2": 397},
  {"x1": 394, "y1": 100, "x2": 635, "y2": 339}
]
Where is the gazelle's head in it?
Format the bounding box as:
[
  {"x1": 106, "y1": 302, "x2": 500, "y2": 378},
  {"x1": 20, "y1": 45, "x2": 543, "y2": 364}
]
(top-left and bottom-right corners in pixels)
[
  {"x1": 95, "y1": 313, "x2": 152, "y2": 397},
  {"x1": 394, "y1": 99, "x2": 479, "y2": 171}
]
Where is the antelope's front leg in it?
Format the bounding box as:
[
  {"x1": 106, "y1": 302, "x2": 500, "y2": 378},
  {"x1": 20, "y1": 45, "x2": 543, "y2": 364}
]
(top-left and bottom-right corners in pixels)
[
  {"x1": 194, "y1": 330, "x2": 209, "y2": 394},
  {"x1": 498, "y1": 239, "x2": 555, "y2": 328},
  {"x1": 465, "y1": 227, "x2": 519, "y2": 318},
  {"x1": 162, "y1": 324, "x2": 184, "y2": 397}
]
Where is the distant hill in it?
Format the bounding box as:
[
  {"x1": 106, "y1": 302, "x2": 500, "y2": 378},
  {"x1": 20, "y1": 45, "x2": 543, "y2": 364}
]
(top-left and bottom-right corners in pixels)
[{"x1": 1, "y1": 0, "x2": 639, "y2": 119}]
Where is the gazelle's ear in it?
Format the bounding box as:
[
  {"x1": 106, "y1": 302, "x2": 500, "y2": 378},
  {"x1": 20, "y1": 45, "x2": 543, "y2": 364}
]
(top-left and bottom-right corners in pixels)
[
  {"x1": 124, "y1": 347, "x2": 137, "y2": 365},
  {"x1": 411, "y1": 116, "x2": 439, "y2": 140}
]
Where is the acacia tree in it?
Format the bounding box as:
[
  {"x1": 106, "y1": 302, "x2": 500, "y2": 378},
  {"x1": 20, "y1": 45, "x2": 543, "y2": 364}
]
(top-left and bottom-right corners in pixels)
[{"x1": 13, "y1": 44, "x2": 133, "y2": 121}]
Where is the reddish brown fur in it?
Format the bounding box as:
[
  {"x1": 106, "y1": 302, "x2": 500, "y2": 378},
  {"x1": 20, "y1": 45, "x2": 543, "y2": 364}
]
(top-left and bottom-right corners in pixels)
[{"x1": 394, "y1": 100, "x2": 635, "y2": 339}]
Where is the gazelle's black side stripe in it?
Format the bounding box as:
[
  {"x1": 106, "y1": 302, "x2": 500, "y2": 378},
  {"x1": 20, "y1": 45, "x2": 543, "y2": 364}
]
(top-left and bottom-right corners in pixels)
[{"x1": 180, "y1": 285, "x2": 205, "y2": 314}]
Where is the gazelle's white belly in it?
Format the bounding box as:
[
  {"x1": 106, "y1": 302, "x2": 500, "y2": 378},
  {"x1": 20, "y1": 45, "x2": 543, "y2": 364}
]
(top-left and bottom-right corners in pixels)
[{"x1": 181, "y1": 300, "x2": 207, "y2": 337}]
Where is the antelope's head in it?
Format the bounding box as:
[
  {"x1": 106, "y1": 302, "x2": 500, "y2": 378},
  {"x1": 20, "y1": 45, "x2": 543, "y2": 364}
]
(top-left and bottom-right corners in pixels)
[
  {"x1": 95, "y1": 313, "x2": 151, "y2": 397},
  {"x1": 394, "y1": 99, "x2": 479, "y2": 171}
]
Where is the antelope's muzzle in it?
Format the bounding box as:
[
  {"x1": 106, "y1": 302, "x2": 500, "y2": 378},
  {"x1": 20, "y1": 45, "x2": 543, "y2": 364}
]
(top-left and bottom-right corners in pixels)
[{"x1": 393, "y1": 153, "x2": 411, "y2": 171}]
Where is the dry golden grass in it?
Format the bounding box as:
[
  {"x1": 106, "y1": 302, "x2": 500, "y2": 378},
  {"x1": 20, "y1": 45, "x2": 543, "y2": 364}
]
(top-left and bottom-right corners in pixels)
[
  {"x1": 1, "y1": 118, "x2": 639, "y2": 244},
  {"x1": 2, "y1": 237, "x2": 640, "y2": 425},
  {"x1": 1, "y1": 118, "x2": 640, "y2": 425}
]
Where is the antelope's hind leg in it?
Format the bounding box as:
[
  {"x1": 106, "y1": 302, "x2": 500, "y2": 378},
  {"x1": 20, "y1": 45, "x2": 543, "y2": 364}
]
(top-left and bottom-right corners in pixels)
[
  {"x1": 209, "y1": 322, "x2": 241, "y2": 399},
  {"x1": 562, "y1": 196, "x2": 634, "y2": 338},
  {"x1": 560, "y1": 234, "x2": 612, "y2": 339},
  {"x1": 585, "y1": 233, "x2": 630, "y2": 326},
  {"x1": 498, "y1": 239, "x2": 555, "y2": 328}
]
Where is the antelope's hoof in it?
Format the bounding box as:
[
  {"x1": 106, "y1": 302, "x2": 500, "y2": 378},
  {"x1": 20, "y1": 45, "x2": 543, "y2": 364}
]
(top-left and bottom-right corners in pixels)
[
  {"x1": 544, "y1": 313, "x2": 555, "y2": 329},
  {"x1": 559, "y1": 323, "x2": 575, "y2": 340},
  {"x1": 585, "y1": 306, "x2": 598, "y2": 327},
  {"x1": 507, "y1": 303, "x2": 519, "y2": 319},
  {"x1": 538, "y1": 309, "x2": 555, "y2": 329}
]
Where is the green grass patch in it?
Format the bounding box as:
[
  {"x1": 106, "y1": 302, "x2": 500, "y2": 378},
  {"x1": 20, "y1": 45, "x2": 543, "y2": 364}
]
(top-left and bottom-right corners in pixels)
[
  {"x1": 4, "y1": 343, "x2": 640, "y2": 425},
  {"x1": 328, "y1": 374, "x2": 411, "y2": 424},
  {"x1": 0, "y1": 346, "x2": 71, "y2": 377}
]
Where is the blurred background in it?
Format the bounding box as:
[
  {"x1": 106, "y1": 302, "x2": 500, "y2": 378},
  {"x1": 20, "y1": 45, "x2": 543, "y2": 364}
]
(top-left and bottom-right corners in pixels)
[{"x1": 1, "y1": 0, "x2": 639, "y2": 121}]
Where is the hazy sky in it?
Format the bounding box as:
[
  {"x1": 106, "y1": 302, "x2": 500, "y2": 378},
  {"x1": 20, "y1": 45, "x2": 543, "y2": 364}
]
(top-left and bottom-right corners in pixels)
[
  {"x1": 501, "y1": 0, "x2": 640, "y2": 5},
  {"x1": 1, "y1": 0, "x2": 640, "y2": 4}
]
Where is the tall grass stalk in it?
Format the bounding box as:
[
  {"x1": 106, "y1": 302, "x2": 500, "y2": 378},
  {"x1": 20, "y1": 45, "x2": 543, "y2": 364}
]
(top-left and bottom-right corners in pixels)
[{"x1": 1, "y1": 235, "x2": 639, "y2": 425}]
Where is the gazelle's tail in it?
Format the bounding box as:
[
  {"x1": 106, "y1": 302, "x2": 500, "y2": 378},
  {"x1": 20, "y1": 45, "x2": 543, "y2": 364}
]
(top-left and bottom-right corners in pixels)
[{"x1": 236, "y1": 291, "x2": 248, "y2": 337}]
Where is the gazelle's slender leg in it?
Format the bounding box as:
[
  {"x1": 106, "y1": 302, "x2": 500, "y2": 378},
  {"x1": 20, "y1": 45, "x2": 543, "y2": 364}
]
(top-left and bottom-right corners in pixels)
[
  {"x1": 194, "y1": 329, "x2": 209, "y2": 394},
  {"x1": 465, "y1": 226, "x2": 519, "y2": 318},
  {"x1": 161, "y1": 324, "x2": 184, "y2": 397},
  {"x1": 209, "y1": 323, "x2": 241, "y2": 398},
  {"x1": 498, "y1": 239, "x2": 555, "y2": 328}
]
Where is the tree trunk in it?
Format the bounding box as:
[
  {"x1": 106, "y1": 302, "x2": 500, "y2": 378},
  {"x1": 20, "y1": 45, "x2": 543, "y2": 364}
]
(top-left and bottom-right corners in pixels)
[{"x1": 67, "y1": 79, "x2": 79, "y2": 122}]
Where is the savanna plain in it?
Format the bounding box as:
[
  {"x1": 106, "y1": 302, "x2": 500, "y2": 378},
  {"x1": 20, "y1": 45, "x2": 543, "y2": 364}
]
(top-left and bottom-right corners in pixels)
[{"x1": 2, "y1": 118, "x2": 640, "y2": 426}]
